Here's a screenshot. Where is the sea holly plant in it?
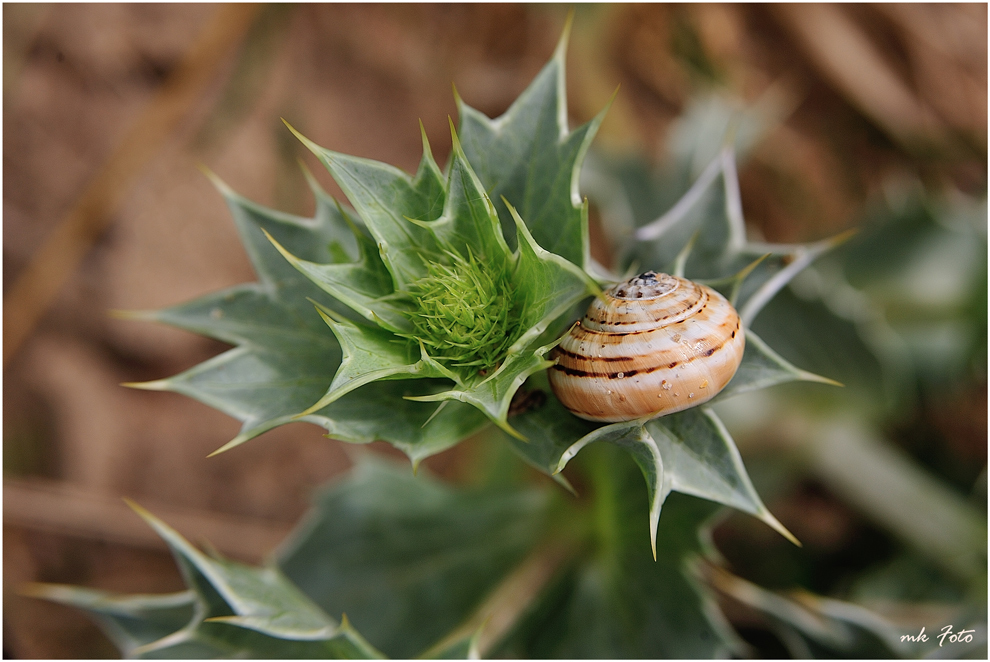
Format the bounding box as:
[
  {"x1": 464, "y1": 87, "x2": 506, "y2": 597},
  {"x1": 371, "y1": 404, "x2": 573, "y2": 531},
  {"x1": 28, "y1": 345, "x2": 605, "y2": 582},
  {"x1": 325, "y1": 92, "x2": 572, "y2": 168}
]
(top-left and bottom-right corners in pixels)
[
  {"x1": 34, "y1": 20, "x2": 858, "y2": 659},
  {"x1": 124, "y1": 20, "x2": 836, "y2": 539}
]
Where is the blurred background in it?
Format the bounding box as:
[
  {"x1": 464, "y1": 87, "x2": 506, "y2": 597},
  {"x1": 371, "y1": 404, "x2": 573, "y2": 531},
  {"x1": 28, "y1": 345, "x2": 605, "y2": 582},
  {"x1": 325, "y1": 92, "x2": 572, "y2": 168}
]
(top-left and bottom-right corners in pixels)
[{"x1": 3, "y1": 4, "x2": 986, "y2": 657}]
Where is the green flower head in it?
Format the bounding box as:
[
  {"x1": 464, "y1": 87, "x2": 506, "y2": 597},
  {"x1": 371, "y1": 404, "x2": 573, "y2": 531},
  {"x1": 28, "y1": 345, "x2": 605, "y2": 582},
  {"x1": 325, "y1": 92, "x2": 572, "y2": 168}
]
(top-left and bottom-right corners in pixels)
[
  {"x1": 268, "y1": 118, "x2": 599, "y2": 441},
  {"x1": 400, "y1": 245, "x2": 520, "y2": 376}
]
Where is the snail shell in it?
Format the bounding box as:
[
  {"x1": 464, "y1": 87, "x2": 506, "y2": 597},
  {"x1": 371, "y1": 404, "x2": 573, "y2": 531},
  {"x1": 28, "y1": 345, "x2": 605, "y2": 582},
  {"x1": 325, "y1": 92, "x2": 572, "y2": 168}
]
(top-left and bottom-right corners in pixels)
[{"x1": 548, "y1": 271, "x2": 744, "y2": 422}]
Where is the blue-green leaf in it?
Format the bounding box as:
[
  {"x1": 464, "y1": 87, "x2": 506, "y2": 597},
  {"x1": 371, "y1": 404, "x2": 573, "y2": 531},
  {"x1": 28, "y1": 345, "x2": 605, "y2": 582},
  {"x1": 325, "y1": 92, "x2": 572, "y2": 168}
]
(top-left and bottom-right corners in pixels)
[
  {"x1": 264, "y1": 222, "x2": 412, "y2": 334},
  {"x1": 136, "y1": 345, "x2": 338, "y2": 456},
  {"x1": 289, "y1": 122, "x2": 447, "y2": 289},
  {"x1": 456, "y1": 20, "x2": 608, "y2": 269},
  {"x1": 276, "y1": 455, "x2": 550, "y2": 659},
  {"x1": 31, "y1": 503, "x2": 384, "y2": 659},
  {"x1": 555, "y1": 407, "x2": 796, "y2": 557},
  {"x1": 24, "y1": 586, "x2": 196, "y2": 658},
  {"x1": 408, "y1": 344, "x2": 554, "y2": 439},
  {"x1": 307, "y1": 380, "x2": 490, "y2": 468},
  {"x1": 507, "y1": 201, "x2": 600, "y2": 348},
  {"x1": 493, "y1": 446, "x2": 739, "y2": 658},
  {"x1": 415, "y1": 122, "x2": 513, "y2": 275},
  {"x1": 717, "y1": 329, "x2": 841, "y2": 401},
  {"x1": 124, "y1": 176, "x2": 348, "y2": 454},
  {"x1": 305, "y1": 312, "x2": 457, "y2": 411}
]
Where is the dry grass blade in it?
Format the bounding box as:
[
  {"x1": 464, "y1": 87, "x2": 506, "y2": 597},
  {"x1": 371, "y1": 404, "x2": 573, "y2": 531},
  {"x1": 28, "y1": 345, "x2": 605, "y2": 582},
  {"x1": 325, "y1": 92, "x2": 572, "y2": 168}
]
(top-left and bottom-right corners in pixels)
[
  {"x1": 4, "y1": 477, "x2": 291, "y2": 563},
  {"x1": 772, "y1": 4, "x2": 948, "y2": 152}
]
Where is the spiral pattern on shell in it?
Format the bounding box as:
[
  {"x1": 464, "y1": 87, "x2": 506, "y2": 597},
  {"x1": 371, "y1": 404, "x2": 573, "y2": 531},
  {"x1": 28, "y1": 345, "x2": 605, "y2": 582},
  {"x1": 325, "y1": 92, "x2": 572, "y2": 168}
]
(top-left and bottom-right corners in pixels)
[{"x1": 548, "y1": 271, "x2": 745, "y2": 422}]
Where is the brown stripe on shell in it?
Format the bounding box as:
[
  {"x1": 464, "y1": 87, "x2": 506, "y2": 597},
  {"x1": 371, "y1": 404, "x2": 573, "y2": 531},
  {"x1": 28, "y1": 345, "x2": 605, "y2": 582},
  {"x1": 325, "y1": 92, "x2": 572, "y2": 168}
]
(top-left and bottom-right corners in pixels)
[
  {"x1": 551, "y1": 334, "x2": 730, "y2": 378},
  {"x1": 583, "y1": 286, "x2": 709, "y2": 332},
  {"x1": 553, "y1": 347, "x2": 633, "y2": 363},
  {"x1": 550, "y1": 364, "x2": 643, "y2": 379}
]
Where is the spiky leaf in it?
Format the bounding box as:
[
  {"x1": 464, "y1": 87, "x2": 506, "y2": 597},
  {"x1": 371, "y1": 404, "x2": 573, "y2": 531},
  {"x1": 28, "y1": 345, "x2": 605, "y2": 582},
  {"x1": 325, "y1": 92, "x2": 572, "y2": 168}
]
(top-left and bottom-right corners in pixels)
[
  {"x1": 551, "y1": 407, "x2": 796, "y2": 556},
  {"x1": 132, "y1": 180, "x2": 490, "y2": 463},
  {"x1": 287, "y1": 123, "x2": 446, "y2": 290},
  {"x1": 456, "y1": 20, "x2": 608, "y2": 268},
  {"x1": 24, "y1": 587, "x2": 197, "y2": 658},
  {"x1": 32, "y1": 504, "x2": 383, "y2": 659}
]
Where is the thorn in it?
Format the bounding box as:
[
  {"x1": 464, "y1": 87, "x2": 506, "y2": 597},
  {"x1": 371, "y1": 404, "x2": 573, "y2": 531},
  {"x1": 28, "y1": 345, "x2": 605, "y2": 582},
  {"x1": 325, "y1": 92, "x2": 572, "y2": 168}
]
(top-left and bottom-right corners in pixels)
[
  {"x1": 18, "y1": 582, "x2": 74, "y2": 600},
  {"x1": 672, "y1": 232, "x2": 699, "y2": 278},
  {"x1": 260, "y1": 227, "x2": 299, "y2": 266},
  {"x1": 602, "y1": 85, "x2": 620, "y2": 114},
  {"x1": 825, "y1": 227, "x2": 860, "y2": 248},
  {"x1": 502, "y1": 197, "x2": 537, "y2": 248},
  {"x1": 736, "y1": 253, "x2": 770, "y2": 281},
  {"x1": 403, "y1": 214, "x2": 433, "y2": 230},
  {"x1": 298, "y1": 394, "x2": 334, "y2": 418},
  {"x1": 206, "y1": 435, "x2": 248, "y2": 457},
  {"x1": 498, "y1": 417, "x2": 528, "y2": 442},
  {"x1": 800, "y1": 371, "x2": 844, "y2": 388},
  {"x1": 197, "y1": 164, "x2": 239, "y2": 201},
  {"x1": 120, "y1": 379, "x2": 170, "y2": 391},
  {"x1": 447, "y1": 116, "x2": 462, "y2": 154},
  {"x1": 421, "y1": 400, "x2": 450, "y2": 428},
  {"x1": 553, "y1": 472, "x2": 579, "y2": 497},
  {"x1": 281, "y1": 119, "x2": 324, "y2": 157},
  {"x1": 297, "y1": 158, "x2": 325, "y2": 194},
  {"x1": 122, "y1": 496, "x2": 151, "y2": 520},
  {"x1": 308, "y1": 298, "x2": 345, "y2": 324},
  {"x1": 107, "y1": 308, "x2": 158, "y2": 321},
  {"x1": 720, "y1": 116, "x2": 741, "y2": 152},
  {"x1": 553, "y1": 9, "x2": 575, "y2": 64},
  {"x1": 763, "y1": 509, "x2": 802, "y2": 547},
  {"x1": 418, "y1": 118, "x2": 431, "y2": 155},
  {"x1": 728, "y1": 254, "x2": 769, "y2": 307}
]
